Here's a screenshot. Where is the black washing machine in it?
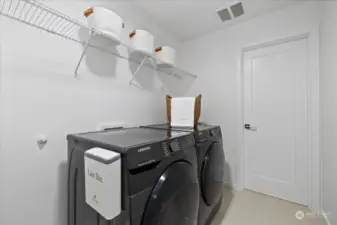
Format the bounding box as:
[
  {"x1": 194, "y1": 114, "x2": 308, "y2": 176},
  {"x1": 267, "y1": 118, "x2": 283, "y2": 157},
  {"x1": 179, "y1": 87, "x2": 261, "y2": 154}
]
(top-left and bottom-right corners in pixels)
[
  {"x1": 142, "y1": 124, "x2": 225, "y2": 225},
  {"x1": 67, "y1": 127, "x2": 199, "y2": 225}
]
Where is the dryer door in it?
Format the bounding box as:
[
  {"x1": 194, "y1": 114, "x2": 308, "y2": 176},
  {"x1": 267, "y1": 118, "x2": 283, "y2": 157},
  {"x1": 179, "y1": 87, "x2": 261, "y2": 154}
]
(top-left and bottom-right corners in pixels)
[
  {"x1": 201, "y1": 142, "x2": 225, "y2": 205},
  {"x1": 142, "y1": 161, "x2": 199, "y2": 225}
]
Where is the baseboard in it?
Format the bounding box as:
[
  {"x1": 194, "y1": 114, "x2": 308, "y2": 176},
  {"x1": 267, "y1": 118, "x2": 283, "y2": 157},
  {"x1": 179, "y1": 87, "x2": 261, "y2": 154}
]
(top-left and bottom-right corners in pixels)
[
  {"x1": 224, "y1": 181, "x2": 233, "y2": 189},
  {"x1": 322, "y1": 210, "x2": 332, "y2": 225}
]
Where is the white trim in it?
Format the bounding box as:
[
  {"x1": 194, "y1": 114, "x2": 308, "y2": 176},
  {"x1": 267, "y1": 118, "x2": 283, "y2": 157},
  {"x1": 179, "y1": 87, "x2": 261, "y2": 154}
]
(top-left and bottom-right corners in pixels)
[
  {"x1": 236, "y1": 27, "x2": 321, "y2": 213},
  {"x1": 307, "y1": 26, "x2": 321, "y2": 213},
  {"x1": 322, "y1": 210, "x2": 332, "y2": 225}
]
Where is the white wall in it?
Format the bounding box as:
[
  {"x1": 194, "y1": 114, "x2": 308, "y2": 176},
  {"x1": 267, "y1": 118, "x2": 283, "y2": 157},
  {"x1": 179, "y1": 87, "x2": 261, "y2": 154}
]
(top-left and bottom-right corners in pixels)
[
  {"x1": 179, "y1": 2, "x2": 321, "y2": 187},
  {"x1": 0, "y1": 1, "x2": 181, "y2": 225},
  {"x1": 320, "y1": 2, "x2": 337, "y2": 224}
]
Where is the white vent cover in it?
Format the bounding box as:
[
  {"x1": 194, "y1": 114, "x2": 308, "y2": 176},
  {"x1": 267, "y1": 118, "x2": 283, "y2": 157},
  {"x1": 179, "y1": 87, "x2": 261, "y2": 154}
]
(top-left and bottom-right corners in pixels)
[{"x1": 217, "y1": 1, "x2": 245, "y2": 22}]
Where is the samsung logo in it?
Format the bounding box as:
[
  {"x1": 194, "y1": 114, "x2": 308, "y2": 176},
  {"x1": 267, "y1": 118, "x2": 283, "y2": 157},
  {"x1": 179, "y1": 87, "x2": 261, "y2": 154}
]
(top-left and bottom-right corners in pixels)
[{"x1": 138, "y1": 146, "x2": 151, "y2": 152}]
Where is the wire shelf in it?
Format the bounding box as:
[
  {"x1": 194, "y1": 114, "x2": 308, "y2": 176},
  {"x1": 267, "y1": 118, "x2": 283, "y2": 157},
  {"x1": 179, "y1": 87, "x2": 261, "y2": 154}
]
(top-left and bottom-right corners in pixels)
[
  {"x1": 0, "y1": 0, "x2": 89, "y2": 43},
  {"x1": 0, "y1": 0, "x2": 197, "y2": 92},
  {"x1": 0, "y1": 0, "x2": 124, "y2": 56}
]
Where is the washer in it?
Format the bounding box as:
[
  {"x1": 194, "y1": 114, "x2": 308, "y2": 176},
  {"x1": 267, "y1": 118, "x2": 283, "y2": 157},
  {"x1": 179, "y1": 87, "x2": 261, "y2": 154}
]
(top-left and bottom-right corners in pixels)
[
  {"x1": 142, "y1": 124, "x2": 225, "y2": 225},
  {"x1": 67, "y1": 127, "x2": 199, "y2": 225}
]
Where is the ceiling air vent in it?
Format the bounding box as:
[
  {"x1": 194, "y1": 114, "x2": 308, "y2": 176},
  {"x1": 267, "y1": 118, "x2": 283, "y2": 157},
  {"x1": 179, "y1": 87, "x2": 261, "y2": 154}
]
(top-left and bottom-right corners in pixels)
[
  {"x1": 216, "y1": 8, "x2": 232, "y2": 22},
  {"x1": 230, "y1": 2, "x2": 244, "y2": 18},
  {"x1": 217, "y1": 1, "x2": 245, "y2": 23}
]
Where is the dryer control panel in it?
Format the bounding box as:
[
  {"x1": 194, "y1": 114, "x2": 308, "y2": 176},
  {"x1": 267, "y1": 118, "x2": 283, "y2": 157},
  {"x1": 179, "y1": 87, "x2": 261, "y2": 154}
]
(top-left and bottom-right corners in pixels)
[{"x1": 194, "y1": 126, "x2": 222, "y2": 143}]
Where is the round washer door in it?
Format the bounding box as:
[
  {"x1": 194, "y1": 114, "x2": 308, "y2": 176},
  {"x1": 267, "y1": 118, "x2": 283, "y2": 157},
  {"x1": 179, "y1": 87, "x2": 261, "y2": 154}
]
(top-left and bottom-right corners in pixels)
[
  {"x1": 201, "y1": 142, "x2": 225, "y2": 205},
  {"x1": 142, "y1": 161, "x2": 199, "y2": 225}
]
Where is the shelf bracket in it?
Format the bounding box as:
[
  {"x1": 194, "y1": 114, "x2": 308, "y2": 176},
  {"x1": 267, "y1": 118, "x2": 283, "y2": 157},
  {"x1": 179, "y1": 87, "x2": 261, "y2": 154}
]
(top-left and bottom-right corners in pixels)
[
  {"x1": 129, "y1": 55, "x2": 148, "y2": 86},
  {"x1": 160, "y1": 68, "x2": 176, "y2": 93},
  {"x1": 74, "y1": 30, "x2": 95, "y2": 77}
]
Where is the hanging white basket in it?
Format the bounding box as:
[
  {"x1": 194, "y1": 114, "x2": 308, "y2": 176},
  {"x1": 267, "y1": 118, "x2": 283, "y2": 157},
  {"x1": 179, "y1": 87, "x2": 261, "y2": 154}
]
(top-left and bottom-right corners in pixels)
[
  {"x1": 84, "y1": 7, "x2": 124, "y2": 42},
  {"x1": 155, "y1": 46, "x2": 176, "y2": 67},
  {"x1": 129, "y1": 29, "x2": 155, "y2": 55}
]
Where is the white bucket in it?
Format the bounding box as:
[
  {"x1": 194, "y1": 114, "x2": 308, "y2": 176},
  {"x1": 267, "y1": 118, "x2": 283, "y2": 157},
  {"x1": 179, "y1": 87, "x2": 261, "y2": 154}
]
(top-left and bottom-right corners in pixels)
[
  {"x1": 84, "y1": 7, "x2": 124, "y2": 42},
  {"x1": 129, "y1": 30, "x2": 154, "y2": 55},
  {"x1": 155, "y1": 46, "x2": 176, "y2": 66}
]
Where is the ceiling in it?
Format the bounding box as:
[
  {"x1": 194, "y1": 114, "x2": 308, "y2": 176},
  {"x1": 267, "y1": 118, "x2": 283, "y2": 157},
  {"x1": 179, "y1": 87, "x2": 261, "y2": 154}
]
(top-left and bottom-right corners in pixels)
[{"x1": 133, "y1": 0, "x2": 300, "y2": 41}]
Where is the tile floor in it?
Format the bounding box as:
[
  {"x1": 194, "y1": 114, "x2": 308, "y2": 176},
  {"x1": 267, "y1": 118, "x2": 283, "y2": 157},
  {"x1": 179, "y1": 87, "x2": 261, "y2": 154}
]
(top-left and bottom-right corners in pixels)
[{"x1": 211, "y1": 189, "x2": 327, "y2": 225}]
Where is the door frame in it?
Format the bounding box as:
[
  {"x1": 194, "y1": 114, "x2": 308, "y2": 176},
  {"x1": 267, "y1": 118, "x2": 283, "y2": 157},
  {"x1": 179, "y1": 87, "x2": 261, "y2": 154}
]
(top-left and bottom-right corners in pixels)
[{"x1": 236, "y1": 27, "x2": 321, "y2": 212}]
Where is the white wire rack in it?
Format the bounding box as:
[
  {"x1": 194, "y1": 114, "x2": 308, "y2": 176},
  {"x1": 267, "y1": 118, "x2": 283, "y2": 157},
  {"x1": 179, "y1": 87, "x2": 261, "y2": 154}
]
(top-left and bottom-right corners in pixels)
[
  {"x1": 0, "y1": 0, "x2": 88, "y2": 43},
  {"x1": 0, "y1": 0, "x2": 197, "y2": 90},
  {"x1": 0, "y1": 0, "x2": 127, "y2": 61}
]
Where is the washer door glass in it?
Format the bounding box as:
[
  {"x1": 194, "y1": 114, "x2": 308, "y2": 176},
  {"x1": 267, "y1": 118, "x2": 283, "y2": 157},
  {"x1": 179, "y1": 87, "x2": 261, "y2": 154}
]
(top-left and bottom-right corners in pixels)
[
  {"x1": 142, "y1": 161, "x2": 199, "y2": 225},
  {"x1": 201, "y1": 142, "x2": 225, "y2": 205}
]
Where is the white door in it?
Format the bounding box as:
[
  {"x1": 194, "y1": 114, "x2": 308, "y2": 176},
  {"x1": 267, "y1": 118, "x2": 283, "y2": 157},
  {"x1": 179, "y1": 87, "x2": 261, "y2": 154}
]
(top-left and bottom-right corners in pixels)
[{"x1": 243, "y1": 38, "x2": 309, "y2": 205}]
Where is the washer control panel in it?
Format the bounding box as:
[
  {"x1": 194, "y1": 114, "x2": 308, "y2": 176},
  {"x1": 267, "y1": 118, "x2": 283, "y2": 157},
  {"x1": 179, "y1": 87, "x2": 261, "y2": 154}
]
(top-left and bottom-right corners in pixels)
[
  {"x1": 162, "y1": 139, "x2": 181, "y2": 156},
  {"x1": 169, "y1": 139, "x2": 181, "y2": 152},
  {"x1": 128, "y1": 134, "x2": 195, "y2": 170},
  {"x1": 162, "y1": 142, "x2": 171, "y2": 156}
]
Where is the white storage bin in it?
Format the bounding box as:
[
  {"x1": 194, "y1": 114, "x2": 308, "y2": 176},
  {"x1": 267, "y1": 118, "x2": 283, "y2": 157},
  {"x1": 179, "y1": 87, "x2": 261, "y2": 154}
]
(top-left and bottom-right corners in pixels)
[
  {"x1": 84, "y1": 7, "x2": 124, "y2": 42},
  {"x1": 129, "y1": 30, "x2": 154, "y2": 55},
  {"x1": 84, "y1": 147, "x2": 121, "y2": 220},
  {"x1": 155, "y1": 46, "x2": 176, "y2": 66}
]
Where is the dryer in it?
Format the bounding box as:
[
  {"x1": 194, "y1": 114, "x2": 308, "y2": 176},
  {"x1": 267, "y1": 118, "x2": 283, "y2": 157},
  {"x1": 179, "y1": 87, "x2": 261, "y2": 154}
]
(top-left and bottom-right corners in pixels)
[
  {"x1": 142, "y1": 124, "x2": 225, "y2": 225},
  {"x1": 67, "y1": 127, "x2": 199, "y2": 225}
]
